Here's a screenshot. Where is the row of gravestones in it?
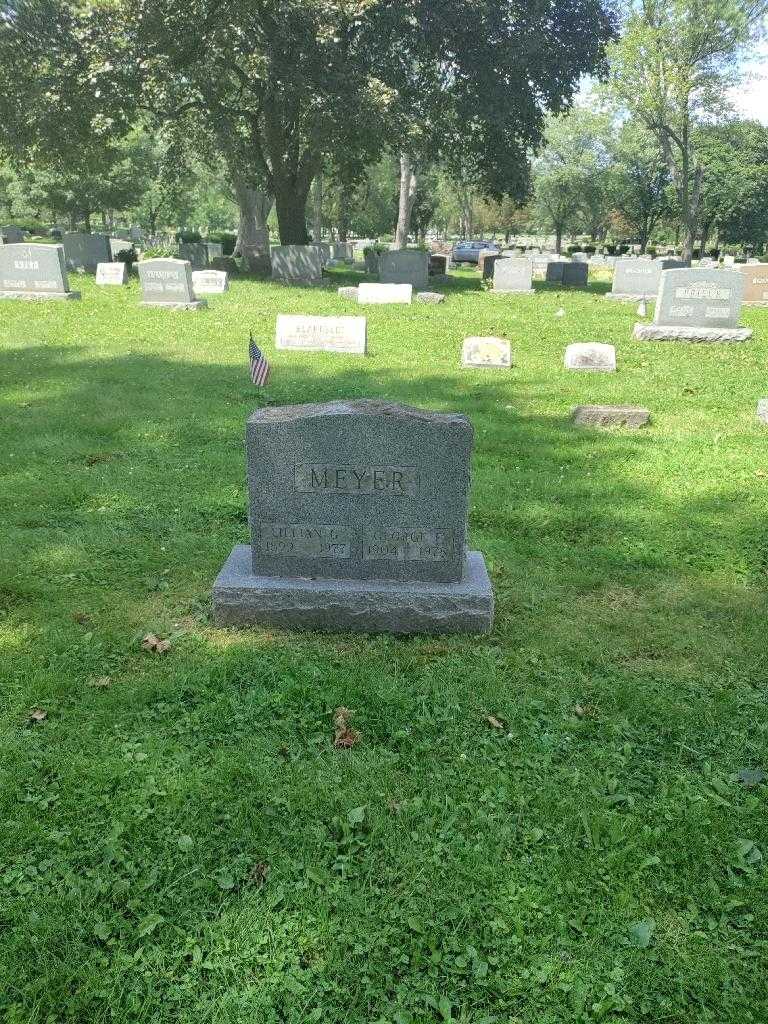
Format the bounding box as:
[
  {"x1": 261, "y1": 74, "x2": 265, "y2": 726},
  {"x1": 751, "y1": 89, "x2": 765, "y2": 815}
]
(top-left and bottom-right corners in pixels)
[{"x1": 0, "y1": 243, "x2": 229, "y2": 305}]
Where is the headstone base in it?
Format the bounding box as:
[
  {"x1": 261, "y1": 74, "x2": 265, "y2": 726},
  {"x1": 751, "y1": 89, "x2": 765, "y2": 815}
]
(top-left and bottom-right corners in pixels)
[
  {"x1": 0, "y1": 289, "x2": 80, "y2": 301},
  {"x1": 606, "y1": 293, "x2": 649, "y2": 302},
  {"x1": 572, "y1": 405, "x2": 650, "y2": 428},
  {"x1": 140, "y1": 299, "x2": 207, "y2": 311},
  {"x1": 743, "y1": 300, "x2": 768, "y2": 307},
  {"x1": 633, "y1": 324, "x2": 751, "y2": 342},
  {"x1": 492, "y1": 288, "x2": 535, "y2": 295},
  {"x1": 213, "y1": 545, "x2": 494, "y2": 635}
]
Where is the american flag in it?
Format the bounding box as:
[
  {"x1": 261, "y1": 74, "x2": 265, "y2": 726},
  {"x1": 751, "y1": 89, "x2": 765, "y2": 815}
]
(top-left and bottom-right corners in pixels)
[{"x1": 249, "y1": 333, "x2": 270, "y2": 386}]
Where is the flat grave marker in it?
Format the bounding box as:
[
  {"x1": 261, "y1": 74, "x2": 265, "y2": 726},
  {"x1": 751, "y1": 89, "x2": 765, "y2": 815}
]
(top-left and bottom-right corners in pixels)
[
  {"x1": 739, "y1": 264, "x2": 768, "y2": 306},
  {"x1": 572, "y1": 405, "x2": 650, "y2": 428},
  {"x1": 358, "y1": 282, "x2": 412, "y2": 304},
  {"x1": 461, "y1": 337, "x2": 512, "y2": 369},
  {"x1": 564, "y1": 343, "x2": 616, "y2": 372},
  {"x1": 276, "y1": 314, "x2": 367, "y2": 354}
]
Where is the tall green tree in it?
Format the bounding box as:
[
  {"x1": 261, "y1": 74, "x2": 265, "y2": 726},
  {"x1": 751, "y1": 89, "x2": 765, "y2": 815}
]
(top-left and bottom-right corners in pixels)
[
  {"x1": 608, "y1": 122, "x2": 671, "y2": 252},
  {"x1": 607, "y1": 0, "x2": 768, "y2": 260}
]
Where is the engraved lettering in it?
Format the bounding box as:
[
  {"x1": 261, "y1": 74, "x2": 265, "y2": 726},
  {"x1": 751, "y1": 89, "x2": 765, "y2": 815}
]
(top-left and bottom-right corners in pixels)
[
  {"x1": 362, "y1": 527, "x2": 452, "y2": 561},
  {"x1": 259, "y1": 523, "x2": 353, "y2": 559},
  {"x1": 295, "y1": 464, "x2": 418, "y2": 496}
]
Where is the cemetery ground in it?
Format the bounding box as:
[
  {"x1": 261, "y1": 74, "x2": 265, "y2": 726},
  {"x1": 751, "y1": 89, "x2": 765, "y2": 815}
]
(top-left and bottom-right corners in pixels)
[{"x1": 1, "y1": 265, "x2": 768, "y2": 1024}]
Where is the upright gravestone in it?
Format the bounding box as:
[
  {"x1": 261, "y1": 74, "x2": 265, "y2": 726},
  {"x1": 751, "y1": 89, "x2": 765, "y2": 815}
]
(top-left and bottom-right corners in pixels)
[
  {"x1": 192, "y1": 269, "x2": 228, "y2": 294},
  {"x1": 379, "y1": 250, "x2": 429, "y2": 290},
  {"x1": 0, "y1": 225, "x2": 24, "y2": 243},
  {"x1": 96, "y1": 262, "x2": 128, "y2": 286},
  {"x1": 138, "y1": 258, "x2": 206, "y2": 310},
  {"x1": 179, "y1": 242, "x2": 209, "y2": 269},
  {"x1": 212, "y1": 399, "x2": 494, "y2": 633},
  {"x1": 242, "y1": 228, "x2": 271, "y2": 275},
  {"x1": 109, "y1": 237, "x2": 132, "y2": 260},
  {"x1": 429, "y1": 253, "x2": 449, "y2": 275},
  {"x1": 0, "y1": 243, "x2": 80, "y2": 300},
  {"x1": 608, "y1": 257, "x2": 687, "y2": 300},
  {"x1": 275, "y1": 314, "x2": 367, "y2": 354},
  {"x1": 634, "y1": 268, "x2": 751, "y2": 342},
  {"x1": 480, "y1": 253, "x2": 502, "y2": 281},
  {"x1": 492, "y1": 258, "x2": 534, "y2": 294},
  {"x1": 546, "y1": 261, "x2": 589, "y2": 287},
  {"x1": 63, "y1": 232, "x2": 111, "y2": 272},
  {"x1": 311, "y1": 241, "x2": 331, "y2": 266},
  {"x1": 739, "y1": 263, "x2": 768, "y2": 306},
  {"x1": 271, "y1": 245, "x2": 323, "y2": 285}
]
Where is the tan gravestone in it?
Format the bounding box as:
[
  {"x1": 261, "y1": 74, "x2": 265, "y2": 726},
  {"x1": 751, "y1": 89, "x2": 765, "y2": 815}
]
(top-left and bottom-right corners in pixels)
[
  {"x1": 275, "y1": 314, "x2": 367, "y2": 354},
  {"x1": 739, "y1": 264, "x2": 768, "y2": 306},
  {"x1": 461, "y1": 337, "x2": 512, "y2": 368}
]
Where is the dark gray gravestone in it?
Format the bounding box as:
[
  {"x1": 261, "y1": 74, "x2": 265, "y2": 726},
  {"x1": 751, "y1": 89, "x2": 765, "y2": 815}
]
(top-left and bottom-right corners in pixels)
[
  {"x1": 138, "y1": 258, "x2": 206, "y2": 310},
  {"x1": 429, "y1": 253, "x2": 449, "y2": 275},
  {"x1": 634, "y1": 268, "x2": 751, "y2": 342},
  {"x1": 271, "y1": 245, "x2": 323, "y2": 285},
  {"x1": 213, "y1": 400, "x2": 493, "y2": 633},
  {"x1": 0, "y1": 243, "x2": 80, "y2": 300},
  {"x1": 379, "y1": 250, "x2": 429, "y2": 290},
  {"x1": 63, "y1": 232, "x2": 111, "y2": 272},
  {"x1": 0, "y1": 225, "x2": 24, "y2": 243},
  {"x1": 492, "y1": 258, "x2": 534, "y2": 293},
  {"x1": 480, "y1": 253, "x2": 502, "y2": 281},
  {"x1": 547, "y1": 261, "x2": 588, "y2": 287},
  {"x1": 178, "y1": 242, "x2": 209, "y2": 269}
]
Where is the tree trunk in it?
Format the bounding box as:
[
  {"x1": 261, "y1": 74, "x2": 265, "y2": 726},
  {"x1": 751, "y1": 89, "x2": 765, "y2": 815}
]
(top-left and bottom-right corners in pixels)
[
  {"x1": 84, "y1": 211, "x2": 91, "y2": 232},
  {"x1": 69, "y1": 210, "x2": 77, "y2": 230},
  {"x1": 273, "y1": 179, "x2": 311, "y2": 244},
  {"x1": 555, "y1": 226, "x2": 563, "y2": 254},
  {"x1": 232, "y1": 176, "x2": 272, "y2": 255},
  {"x1": 338, "y1": 186, "x2": 349, "y2": 244},
  {"x1": 395, "y1": 153, "x2": 417, "y2": 249},
  {"x1": 312, "y1": 173, "x2": 323, "y2": 241}
]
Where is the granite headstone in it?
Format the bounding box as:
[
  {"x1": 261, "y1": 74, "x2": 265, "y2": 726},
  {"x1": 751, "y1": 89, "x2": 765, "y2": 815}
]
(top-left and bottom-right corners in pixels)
[
  {"x1": 634, "y1": 268, "x2": 751, "y2": 342},
  {"x1": 358, "y1": 283, "x2": 412, "y2": 304},
  {"x1": 740, "y1": 264, "x2": 768, "y2": 305},
  {"x1": 192, "y1": 269, "x2": 228, "y2": 294},
  {"x1": 378, "y1": 250, "x2": 429, "y2": 290},
  {"x1": 138, "y1": 258, "x2": 205, "y2": 310},
  {"x1": 63, "y1": 232, "x2": 111, "y2": 272},
  {"x1": 492, "y1": 258, "x2": 534, "y2": 294},
  {"x1": 271, "y1": 245, "x2": 323, "y2": 285},
  {"x1": 212, "y1": 399, "x2": 493, "y2": 633},
  {"x1": 0, "y1": 243, "x2": 79, "y2": 300}
]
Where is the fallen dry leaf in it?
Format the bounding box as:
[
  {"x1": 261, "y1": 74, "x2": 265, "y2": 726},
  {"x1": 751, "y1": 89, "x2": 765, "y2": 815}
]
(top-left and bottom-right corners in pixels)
[
  {"x1": 28, "y1": 708, "x2": 47, "y2": 723},
  {"x1": 485, "y1": 714, "x2": 505, "y2": 730},
  {"x1": 72, "y1": 611, "x2": 92, "y2": 626},
  {"x1": 141, "y1": 633, "x2": 171, "y2": 654},
  {"x1": 333, "y1": 706, "x2": 361, "y2": 749},
  {"x1": 573, "y1": 703, "x2": 597, "y2": 719},
  {"x1": 89, "y1": 676, "x2": 112, "y2": 688},
  {"x1": 247, "y1": 862, "x2": 270, "y2": 887},
  {"x1": 755, "y1": 470, "x2": 766, "y2": 478},
  {"x1": 85, "y1": 453, "x2": 113, "y2": 466}
]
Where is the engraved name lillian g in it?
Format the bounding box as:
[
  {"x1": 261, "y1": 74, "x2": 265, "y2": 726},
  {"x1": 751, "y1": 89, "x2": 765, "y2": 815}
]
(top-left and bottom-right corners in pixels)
[{"x1": 294, "y1": 463, "x2": 419, "y2": 496}]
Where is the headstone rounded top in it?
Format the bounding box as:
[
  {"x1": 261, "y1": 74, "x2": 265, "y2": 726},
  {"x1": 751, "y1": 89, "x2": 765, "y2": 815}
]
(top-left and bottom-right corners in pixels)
[{"x1": 249, "y1": 398, "x2": 471, "y2": 431}]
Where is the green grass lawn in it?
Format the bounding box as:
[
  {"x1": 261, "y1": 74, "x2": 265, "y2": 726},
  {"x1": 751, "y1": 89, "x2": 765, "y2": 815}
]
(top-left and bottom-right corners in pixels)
[{"x1": 1, "y1": 266, "x2": 768, "y2": 1023}]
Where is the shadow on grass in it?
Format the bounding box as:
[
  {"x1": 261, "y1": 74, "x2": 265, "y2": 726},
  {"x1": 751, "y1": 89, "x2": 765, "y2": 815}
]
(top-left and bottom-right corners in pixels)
[{"x1": 2, "y1": 342, "x2": 768, "y2": 1024}]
